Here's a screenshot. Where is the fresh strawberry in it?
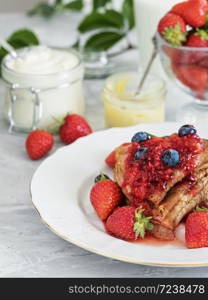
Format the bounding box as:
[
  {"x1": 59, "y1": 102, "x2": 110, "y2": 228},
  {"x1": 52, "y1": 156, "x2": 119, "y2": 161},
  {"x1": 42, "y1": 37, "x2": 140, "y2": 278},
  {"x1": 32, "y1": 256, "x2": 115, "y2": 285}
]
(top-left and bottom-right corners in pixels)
[
  {"x1": 185, "y1": 211, "x2": 208, "y2": 248},
  {"x1": 25, "y1": 130, "x2": 54, "y2": 160},
  {"x1": 171, "y1": 0, "x2": 208, "y2": 28},
  {"x1": 158, "y1": 13, "x2": 187, "y2": 46},
  {"x1": 172, "y1": 63, "x2": 208, "y2": 92},
  {"x1": 105, "y1": 150, "x2": 116, "y2": 168},
  {"x1": 106, "y1": 207, "x2": 154, "y2": 241},
  {"x1": 90, "y1": 179, "x2": 122, "y2": 221},
  {"x1": 185, "y1": 30, "x2": 208, "y2": 47},
  {"x1": 59, "y1": 114, "x2": 92, "y2": 144}
]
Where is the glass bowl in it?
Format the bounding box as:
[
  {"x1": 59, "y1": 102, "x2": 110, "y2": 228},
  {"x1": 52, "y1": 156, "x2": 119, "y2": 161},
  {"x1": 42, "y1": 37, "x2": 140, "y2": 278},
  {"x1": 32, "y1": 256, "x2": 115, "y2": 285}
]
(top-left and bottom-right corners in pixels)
[
  {"x1": 156, "y1": 33, "x2": 208, "y2": 125},
  {"x1": 101, "y1": 71, "x2": 166, "y2": 128}
]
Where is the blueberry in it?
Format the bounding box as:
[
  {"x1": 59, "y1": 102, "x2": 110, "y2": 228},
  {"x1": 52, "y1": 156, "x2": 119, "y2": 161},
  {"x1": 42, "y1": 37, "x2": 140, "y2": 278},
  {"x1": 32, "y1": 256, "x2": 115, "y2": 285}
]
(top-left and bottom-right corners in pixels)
[
  {"x1": 94, "y1": 173, "x2": 110, "y2": 183},
  {"x1": 178, "y1": 125, "x2": 197, "y2": 137},
  {"x1": 134, "y1": 147, "x2": 148, "y2": 160},
  {"x1": 131, "y1": 132, "x2": 151, "y2": 143},
  {"x1": 161, "y1": 149, "x2": 180, "y2": 167}
]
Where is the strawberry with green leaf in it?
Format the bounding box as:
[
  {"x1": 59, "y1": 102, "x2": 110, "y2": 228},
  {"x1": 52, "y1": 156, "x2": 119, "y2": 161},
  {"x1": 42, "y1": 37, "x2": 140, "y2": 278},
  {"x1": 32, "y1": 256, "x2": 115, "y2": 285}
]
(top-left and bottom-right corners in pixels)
[
  {"x1": 158, "y1": 13, "x2": 187, "y2": 46},
  {"x1": 90, "y1": 177, "x2": 123, "y2": 221},
  {"x1": 185, "y1": 29, "x2": 208, "y2": 47},
  {"x1": 106, "y1": 206, "x2": 154, "y2": 241}
]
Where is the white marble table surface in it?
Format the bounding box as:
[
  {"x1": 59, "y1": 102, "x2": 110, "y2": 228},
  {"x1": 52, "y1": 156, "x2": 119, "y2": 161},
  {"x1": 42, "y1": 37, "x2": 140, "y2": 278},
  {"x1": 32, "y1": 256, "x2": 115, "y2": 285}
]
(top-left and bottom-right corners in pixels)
[{"x1": 0, "y1": 12, "x2": 208, "y2": 278}]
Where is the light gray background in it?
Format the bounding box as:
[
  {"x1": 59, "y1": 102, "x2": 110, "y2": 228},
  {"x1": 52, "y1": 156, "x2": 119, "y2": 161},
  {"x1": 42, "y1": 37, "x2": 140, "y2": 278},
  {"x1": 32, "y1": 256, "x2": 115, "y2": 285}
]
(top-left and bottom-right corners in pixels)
[
  {"x1": 0, "y1": 0, "x2": 39, "y2": 11},
  {"x1": 0, "y1": 5, "x2": 208, "y2": 277}
]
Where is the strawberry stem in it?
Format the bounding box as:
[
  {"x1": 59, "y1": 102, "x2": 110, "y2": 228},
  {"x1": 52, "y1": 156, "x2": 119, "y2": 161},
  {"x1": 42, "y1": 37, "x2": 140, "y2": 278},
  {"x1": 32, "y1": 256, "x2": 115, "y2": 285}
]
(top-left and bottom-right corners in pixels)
[
  {"x1": 94, "y1": 173, "x2": 110, "y2": 183},
  {"x1": 133, "y1": 209, "x2": 154, "y2": 239},
  {"x1": 163, "y1": 24, "x2": 187, "y2": 46}
]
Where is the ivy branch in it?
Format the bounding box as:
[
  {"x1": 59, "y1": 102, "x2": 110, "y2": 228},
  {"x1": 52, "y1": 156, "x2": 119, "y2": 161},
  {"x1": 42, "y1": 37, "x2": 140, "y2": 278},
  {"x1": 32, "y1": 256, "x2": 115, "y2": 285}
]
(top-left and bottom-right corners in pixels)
[
  {"x1": 0, "y1": 0, "x2": 136, "y2": 72},
  {"x1": 29, "y1": 0, "x2": 136, "y2": 52}
]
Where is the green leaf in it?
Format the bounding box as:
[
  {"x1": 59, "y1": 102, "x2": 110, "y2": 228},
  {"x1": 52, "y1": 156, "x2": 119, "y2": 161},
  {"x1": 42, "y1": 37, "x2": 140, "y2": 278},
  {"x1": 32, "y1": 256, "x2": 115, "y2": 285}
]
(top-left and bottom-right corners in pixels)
[
  {"x1": 122, "y1": 0, "x2": 135, "y2": 30},
  {"x1": 28, "y1": 3, "x2": 55, "y2": 18},
  {"x1": 64, "y1": 0, "x2": 83, "y2": 11},
  {"x1": 8, "y1": 29, "x2": 39, "y2": 48},
  {"x1": 84, "y1": 31, "x2": 124, "y2": 51},
  {"x1": 133, "y1": 209, "x2": 154, "y2": 239},
  {"x1": 78, "y1": 10, "x2": 124, "y2": 33},
  {"x1": 93, "y1": 0, "x2": 111, "y2": 10}
]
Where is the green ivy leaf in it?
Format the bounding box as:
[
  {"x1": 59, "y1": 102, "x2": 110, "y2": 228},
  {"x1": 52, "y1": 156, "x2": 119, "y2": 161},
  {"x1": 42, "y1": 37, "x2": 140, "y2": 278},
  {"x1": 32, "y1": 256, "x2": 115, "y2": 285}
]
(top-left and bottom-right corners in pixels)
[
  {"x1": 84, "y1": 31, "x2": 124, "y2": 51},
  {"x1": 93, "y1": 0, "x2": 112, "y2": 11},
  {"x1": 122, "y1": 0, "x2": 135, "y2": 30},
  {"x1": 7, "y1": 29, "x2": 39, "y2": 47},
  {"x1": 28, "y1": 3, "x2": 55, "y2": 18},
  {"x1": 134, "y1": 209, "x2": 154, "y2": 239},
  {"x1": 78, "y1": 10, "x2": 124, "y2": 33},
  {"x1": 64, "y1": 0, "x2": 83, "y2": 11}
]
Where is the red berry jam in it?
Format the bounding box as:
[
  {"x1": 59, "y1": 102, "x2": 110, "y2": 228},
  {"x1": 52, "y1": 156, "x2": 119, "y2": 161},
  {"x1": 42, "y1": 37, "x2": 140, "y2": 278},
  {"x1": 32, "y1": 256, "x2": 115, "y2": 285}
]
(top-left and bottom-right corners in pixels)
[{"x1": 122, "y1": 133, "x2": 204, "y2": 206}]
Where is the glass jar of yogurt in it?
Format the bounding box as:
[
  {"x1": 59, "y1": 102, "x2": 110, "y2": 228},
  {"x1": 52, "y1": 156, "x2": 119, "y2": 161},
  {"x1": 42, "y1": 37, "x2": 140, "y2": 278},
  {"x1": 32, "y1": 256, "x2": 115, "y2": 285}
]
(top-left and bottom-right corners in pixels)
[
  {"x1": 101, "y1": 72, "x2": 166, "y2": 128},
  {"x1": 2, "y1": 46, "x2": 85, "y2": 133}
]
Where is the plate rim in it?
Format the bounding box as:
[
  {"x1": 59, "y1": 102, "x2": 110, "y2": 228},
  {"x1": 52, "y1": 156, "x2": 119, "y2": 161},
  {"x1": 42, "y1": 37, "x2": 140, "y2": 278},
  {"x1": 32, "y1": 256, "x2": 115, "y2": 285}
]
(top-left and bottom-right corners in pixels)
[{"x1": 30, "y1": 122, "x2": 208, "y2": 267}]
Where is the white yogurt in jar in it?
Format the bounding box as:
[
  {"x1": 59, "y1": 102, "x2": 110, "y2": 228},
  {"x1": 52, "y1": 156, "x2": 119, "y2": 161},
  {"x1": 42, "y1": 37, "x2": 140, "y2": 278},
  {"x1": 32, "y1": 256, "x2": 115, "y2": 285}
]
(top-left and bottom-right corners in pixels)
[
  {"x1": 134, "y1": 0, "x2": 181, "y2": 77},
  {"x1": 2, "y1": 46, "x2": 85, "y2": 132}
]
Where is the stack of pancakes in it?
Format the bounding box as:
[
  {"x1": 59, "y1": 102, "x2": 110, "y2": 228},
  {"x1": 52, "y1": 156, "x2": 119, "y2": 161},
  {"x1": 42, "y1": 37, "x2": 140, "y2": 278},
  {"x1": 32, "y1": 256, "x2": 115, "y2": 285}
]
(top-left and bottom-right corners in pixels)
[{"x1": 114, "y1": 140, "x2": 208, "y2": 240}]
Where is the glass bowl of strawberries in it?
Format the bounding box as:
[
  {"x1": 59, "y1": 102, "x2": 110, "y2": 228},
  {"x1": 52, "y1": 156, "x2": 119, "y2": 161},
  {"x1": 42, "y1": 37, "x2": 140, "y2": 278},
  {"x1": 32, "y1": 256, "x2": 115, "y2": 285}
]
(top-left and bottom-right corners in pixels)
[{"x1": 156, "y1": 0, "x2": 208, "y2": 125}]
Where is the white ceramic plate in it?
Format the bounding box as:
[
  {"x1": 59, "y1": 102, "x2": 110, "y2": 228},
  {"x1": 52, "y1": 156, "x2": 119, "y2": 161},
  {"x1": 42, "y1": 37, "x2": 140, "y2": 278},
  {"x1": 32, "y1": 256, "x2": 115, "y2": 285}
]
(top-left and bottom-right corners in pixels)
[{"x1": 31, "y1": 122, "x2": 208, "y2": 267}]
